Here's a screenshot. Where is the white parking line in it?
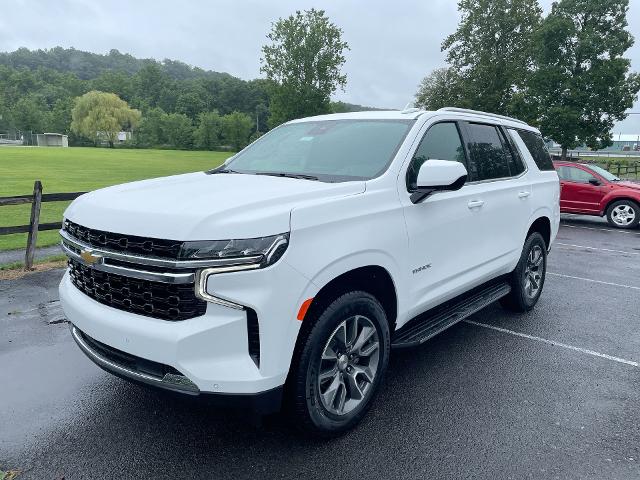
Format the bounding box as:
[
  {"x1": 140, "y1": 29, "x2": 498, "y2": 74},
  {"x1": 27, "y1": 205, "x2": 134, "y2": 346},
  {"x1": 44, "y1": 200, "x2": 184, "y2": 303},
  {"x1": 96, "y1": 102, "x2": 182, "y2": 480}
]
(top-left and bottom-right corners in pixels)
[
  {"x1": 464, "y1": 320, "x2": 639, "y2": 367},
  {"x1": 561, "y1": 223, "x2": 640, "y2": 236},
  {"x1": 555, "y1": 242, "x2": 640, "y2": 255},
  {"x1": 547, "y1": 272, "x2": 640, "y2": 291}
]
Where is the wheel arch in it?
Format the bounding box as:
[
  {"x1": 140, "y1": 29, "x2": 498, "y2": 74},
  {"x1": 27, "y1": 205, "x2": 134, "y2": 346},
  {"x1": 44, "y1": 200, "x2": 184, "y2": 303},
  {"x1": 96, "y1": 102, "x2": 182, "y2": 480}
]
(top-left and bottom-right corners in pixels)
[
  {"x1": 527, "y1": 215, "x2": 552, "y2": 249},
  {"x1": 285, "y1": 264, "x2": 398, "y2": 378}
]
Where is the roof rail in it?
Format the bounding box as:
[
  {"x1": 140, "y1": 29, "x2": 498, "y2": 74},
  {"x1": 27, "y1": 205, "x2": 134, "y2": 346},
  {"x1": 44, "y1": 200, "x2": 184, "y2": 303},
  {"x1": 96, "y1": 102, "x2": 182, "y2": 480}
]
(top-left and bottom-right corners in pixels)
[{"x1": 437, "y1": 107, "x2": 528, "y2": 126}]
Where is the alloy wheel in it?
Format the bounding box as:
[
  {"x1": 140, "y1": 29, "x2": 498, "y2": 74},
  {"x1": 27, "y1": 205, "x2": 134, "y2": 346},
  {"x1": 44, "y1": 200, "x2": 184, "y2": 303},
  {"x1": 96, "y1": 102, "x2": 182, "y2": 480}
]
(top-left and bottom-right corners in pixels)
[
  {"x1": 318, "y1": 315, "x2": 380, "y2": 416},
  {"x1": 523, "y1": 245, "x2": 544, "y2": 299},
  {"x1": 611, "y1": 204, "x2": 636, "y2": 227}
]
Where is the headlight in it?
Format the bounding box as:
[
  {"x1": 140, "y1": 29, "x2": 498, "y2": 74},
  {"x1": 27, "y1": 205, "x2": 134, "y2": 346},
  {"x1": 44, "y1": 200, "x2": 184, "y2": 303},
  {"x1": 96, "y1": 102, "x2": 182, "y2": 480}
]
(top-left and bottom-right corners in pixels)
[{"x1": 180, "y1": 233, "x2": 289, "y2": 268}]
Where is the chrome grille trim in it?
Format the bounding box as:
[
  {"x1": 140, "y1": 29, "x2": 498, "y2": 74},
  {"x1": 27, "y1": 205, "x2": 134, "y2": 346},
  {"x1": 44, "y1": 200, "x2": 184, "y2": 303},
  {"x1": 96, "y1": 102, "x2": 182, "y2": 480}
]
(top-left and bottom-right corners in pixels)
[
  {"x1": 61, "y1": 242, "x2": 195, "y2": 284},
  {"x1": 60, "y1": 229, "x2": 263, "y2": 270}
]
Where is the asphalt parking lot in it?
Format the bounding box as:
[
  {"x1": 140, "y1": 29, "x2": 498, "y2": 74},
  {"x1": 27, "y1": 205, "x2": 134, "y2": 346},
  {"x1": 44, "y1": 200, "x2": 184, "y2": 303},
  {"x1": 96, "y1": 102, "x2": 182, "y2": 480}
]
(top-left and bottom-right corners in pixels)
[{"x1": 1, "y1": 215, "x2": 639, "y2": 480}]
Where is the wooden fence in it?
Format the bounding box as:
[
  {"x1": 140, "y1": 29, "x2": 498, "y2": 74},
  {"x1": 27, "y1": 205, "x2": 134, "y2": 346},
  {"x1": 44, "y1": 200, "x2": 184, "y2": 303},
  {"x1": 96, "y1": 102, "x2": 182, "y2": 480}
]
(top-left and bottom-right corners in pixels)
[
  {"x1": 585, "y1": 160, "x2": 640, "y2": 179},
  {"x1": 0, "y1": 181, "x2": 86, "y2": 269},
  {"x1": 551, "y1": 155, "x2": 640, "y2": 179}
]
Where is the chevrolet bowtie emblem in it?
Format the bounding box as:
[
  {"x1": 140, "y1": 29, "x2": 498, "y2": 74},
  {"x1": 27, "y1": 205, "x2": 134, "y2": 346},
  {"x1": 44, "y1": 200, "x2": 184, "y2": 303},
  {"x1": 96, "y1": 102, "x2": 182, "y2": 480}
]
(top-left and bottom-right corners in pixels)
[{"x1": 80, "y1": 249, "x2": 102, "y2": 265}]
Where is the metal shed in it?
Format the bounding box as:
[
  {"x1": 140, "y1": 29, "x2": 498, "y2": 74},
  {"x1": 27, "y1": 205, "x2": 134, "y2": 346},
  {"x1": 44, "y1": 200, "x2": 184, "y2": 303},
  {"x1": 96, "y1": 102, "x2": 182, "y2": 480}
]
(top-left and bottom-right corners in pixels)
[{"x1": 36, "y1": 133, "x2": 69, "y2": 147}]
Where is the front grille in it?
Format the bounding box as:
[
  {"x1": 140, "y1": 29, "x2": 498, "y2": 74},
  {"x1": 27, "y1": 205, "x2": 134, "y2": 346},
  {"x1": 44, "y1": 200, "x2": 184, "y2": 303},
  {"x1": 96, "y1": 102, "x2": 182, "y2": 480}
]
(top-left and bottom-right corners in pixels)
[
  {"x1": 64, "y1": 219, "x2": 182, "y2": 259},
  {"x1": 68, "y1": 258, "x2": 207, "y2": 321}
]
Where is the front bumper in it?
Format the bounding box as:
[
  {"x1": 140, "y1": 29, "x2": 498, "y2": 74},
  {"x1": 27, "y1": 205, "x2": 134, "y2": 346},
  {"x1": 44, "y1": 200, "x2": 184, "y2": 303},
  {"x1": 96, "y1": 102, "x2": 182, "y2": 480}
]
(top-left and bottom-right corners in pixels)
[
  {"x1": 59, "y1": 256, "x2": 312, "y2": 397},
  {"x1": 69, "y1": 324, "x2": 283, "y2": 413}
]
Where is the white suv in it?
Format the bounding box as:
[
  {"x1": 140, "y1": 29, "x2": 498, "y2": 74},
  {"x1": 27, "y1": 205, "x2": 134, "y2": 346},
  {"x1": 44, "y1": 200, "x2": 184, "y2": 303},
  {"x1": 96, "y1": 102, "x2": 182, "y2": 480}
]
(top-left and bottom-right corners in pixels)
[{"x1": 59, "y1": 107, "x2": 560, "y2": 435}]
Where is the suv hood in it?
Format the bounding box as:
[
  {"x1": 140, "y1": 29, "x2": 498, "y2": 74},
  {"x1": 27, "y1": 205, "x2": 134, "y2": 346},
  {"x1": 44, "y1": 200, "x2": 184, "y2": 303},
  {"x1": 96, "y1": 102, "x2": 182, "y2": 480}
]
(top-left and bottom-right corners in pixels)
[{"x1": 64, "y1": 172, "x2": 365, "y2": 240}]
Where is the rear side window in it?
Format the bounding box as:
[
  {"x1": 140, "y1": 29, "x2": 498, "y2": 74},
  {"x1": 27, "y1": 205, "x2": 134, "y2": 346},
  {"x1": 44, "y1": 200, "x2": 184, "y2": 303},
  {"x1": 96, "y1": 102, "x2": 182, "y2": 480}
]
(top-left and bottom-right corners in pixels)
[
  {"x1": 517, "y1": 130, "x2": 554, "y2": 171},
  {"x1": 406, "y1": 122, "x2": 466, "y2": 190},
  {"x1": 464, "y1": 123, "x2": 512, "y2": 181},
  {"x1": 556, "y1": 166, "x2": 596, "y2": 183}
]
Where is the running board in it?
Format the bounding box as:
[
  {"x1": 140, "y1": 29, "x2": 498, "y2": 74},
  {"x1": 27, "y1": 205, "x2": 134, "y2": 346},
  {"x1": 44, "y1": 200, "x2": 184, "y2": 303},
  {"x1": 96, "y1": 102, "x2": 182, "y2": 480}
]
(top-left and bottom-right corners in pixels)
[{"x1": 392, "y1": 281, "x2": 511, "y2": 349}]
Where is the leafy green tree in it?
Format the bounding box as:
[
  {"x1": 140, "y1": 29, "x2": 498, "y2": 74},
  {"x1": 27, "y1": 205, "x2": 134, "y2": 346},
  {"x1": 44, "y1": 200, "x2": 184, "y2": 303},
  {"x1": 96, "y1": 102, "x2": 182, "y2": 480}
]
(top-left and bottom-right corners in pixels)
[
  {"x1": 194, "y1": 111, "x2": 223, "y2": 150},
  {"x1": 440, "y1": 0, "x2": 543, "y2": 115},
  {"x1": 161, "y1": 112, "x2": 194, "y2": 149},
  {"x1": 527, "y1": 0, "x2": 640, "y2": 159},
  {"x1": 133, "y1": 64, "x2": 168, "y2": 110},
  {"x1": 11, "y1": 94, "x2": 51, "y2": 133},
  {"x1": 91, "y1": 71, "x2": 134, "y2": 102},
  {"x1": 50, "y1": 97, "x2": 74, "y2": 134},
  {"x1": 134, "y1": 107, "x2": 166, "y2": 147},
  {"x1": 71, "y1": 90, "x2": 141, "y2": 147},
  {"x1": 261, "y1": 9, "x2": 349, "y2": 126},
  {"x1": 415, "y1": 67, "x2": 468, "y2": 110},
  {"x1": 222, "y1": 111, "x2": 253, "y2": 151},
  {"x1": 176, "y1": 88, "x2": 207, "y2": 120}
]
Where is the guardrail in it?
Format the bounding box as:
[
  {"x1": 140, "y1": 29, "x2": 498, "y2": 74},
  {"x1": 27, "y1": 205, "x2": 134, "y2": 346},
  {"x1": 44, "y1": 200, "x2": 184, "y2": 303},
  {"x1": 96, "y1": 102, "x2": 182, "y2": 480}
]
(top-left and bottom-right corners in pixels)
[{"x1": 0, "y1": 181, "x2": 86, "y2": 269}]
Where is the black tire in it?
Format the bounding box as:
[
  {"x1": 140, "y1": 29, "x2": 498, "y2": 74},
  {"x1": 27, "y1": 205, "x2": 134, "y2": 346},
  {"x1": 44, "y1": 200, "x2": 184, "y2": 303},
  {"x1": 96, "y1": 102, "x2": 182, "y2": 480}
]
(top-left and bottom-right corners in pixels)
[
  {"x1": 500, "y1": 232, "x2": 547, "y2": 313},
  {"x1": 606, "y1": 199, "x2": 640, "y2": 229},
  {"x1": 286, "y1": 291, "x2": 390, "y2": 437}
]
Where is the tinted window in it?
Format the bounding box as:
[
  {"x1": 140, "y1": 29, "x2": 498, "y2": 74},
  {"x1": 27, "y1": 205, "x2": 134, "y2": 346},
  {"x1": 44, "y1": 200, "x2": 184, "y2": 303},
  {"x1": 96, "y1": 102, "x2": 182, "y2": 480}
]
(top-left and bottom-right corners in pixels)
[
  {"x1": 226, "y1": 119, "x2": 414, "y2": 182},
  {"x1": 407, "y1": 122, "x2": 466, "y2": 190},
  {"x1": 517, "y1": 130, "x2": 554, "y2": 171},
  {"x1": 503, "y1": 131, "x2": 527, "y2": 176},
  {"x1": 556, "y1": 166, "x2": 596, "y2": 183},
  {"x1": 465, "y1": 123, "x2": 512, "y2": 181}
]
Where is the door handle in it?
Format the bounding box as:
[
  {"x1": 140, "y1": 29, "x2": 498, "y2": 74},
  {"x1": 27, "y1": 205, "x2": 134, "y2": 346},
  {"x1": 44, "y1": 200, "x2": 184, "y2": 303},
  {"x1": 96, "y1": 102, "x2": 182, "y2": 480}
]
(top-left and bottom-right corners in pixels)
[
  {"x1": 467, "y1": 200, "x2": 484, "y2": 209},
  {"x1": 518, "y1": 191, "x2": 531, "y2": 198}
]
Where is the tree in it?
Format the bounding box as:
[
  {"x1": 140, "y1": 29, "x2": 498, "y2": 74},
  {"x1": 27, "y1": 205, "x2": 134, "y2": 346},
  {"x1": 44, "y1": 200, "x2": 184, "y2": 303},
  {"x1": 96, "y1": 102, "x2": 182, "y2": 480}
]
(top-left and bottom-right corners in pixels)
[
  {"x1": 132, "y1": 64, "x2": 169, "y2": 110},
  {"x1": 221, "y1": 111, "x2": 253, "y2": 151},
  {"x1": 71, "y1": 91, "x2": 141, "y2": 147},
  {"x1": 440, "y1": 0, "x2": 543, "y2": 115},
  {"x1": 194, "y1": 111, "x2": 223, "y2": 150},
  {"x1": 415, "y1": 67, "x2": 468, "y2": 110},
  {"x1": 11, "y1": 94, "x2": 50, "y2": 133},
  {"x1": 161, "y1": 113, "x2": 194, "y2": 149},
  {"x1": 134, "y1": 107, "x2": 166, "y2": 147},
  {"x1": 261, "y1": 9, "x2": 349, "y2": 126},
  {"x1": 50, "y1": 97, "x2": 74, "y2": 134},
  {"x1": 527, "y1": 0, "x2": 640, "y2": 159}
]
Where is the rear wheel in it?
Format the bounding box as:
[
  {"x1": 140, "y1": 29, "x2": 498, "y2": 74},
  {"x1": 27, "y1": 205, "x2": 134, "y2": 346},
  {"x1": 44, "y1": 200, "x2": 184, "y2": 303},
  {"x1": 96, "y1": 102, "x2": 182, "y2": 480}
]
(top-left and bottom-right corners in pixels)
[
  {"x1": 606, "y1": 200, "x2": 639, "y2": 229},
  {"x1": 287, "y1": 291, "x2": 390, "y2": 436},
  {"x1": 500, "y1": 232, "x2": 547, "y2": 312}
]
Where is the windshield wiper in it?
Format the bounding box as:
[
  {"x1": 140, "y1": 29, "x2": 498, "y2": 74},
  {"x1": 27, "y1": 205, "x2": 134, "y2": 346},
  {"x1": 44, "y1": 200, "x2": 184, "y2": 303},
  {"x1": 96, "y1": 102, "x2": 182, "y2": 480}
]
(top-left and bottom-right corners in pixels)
[
  {"x1": 208, "y1": 167, "x2": 240, "y2": 174},
  {"x1": 255, "y1": 172, "x2": 319, "y2": 181}
]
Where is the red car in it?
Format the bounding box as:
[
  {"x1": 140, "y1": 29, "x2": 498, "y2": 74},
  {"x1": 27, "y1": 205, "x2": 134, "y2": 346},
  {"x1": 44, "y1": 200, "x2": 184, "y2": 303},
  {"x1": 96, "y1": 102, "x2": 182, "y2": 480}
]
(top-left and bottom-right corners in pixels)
[{"x1": 554, "y1": 161, "x2": 640, "y2": 229}]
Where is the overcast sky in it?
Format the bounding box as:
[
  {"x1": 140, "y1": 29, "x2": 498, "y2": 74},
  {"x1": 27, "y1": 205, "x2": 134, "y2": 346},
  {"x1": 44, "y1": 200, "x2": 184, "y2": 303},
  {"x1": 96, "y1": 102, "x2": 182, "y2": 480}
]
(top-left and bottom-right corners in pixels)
[{"x1": 1, "y1": 0, "x2": 639, "y2": 132}]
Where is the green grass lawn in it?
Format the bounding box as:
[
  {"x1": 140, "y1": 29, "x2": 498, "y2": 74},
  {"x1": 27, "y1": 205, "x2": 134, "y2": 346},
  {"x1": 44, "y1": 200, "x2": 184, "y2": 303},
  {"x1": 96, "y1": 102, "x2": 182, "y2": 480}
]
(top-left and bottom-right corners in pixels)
[{"x1": 0, "y1": 147, "x2": 231, "y2": 251}]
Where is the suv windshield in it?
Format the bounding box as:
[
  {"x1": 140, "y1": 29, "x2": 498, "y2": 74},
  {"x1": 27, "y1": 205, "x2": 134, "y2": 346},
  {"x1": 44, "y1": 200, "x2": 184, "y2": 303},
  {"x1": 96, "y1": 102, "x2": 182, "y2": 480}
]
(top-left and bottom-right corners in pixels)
[
  {"x1": 221, "y1": 119, "x2": 415, "y2": 182},
  {"x1": 586, "y1": 164, "x2": 620, "y2": 181}
]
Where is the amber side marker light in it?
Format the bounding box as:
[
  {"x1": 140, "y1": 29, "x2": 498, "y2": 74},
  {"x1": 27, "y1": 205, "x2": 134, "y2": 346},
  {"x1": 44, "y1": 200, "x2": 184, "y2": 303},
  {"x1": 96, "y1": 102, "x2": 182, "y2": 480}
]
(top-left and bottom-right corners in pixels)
[{"x1": 297, "y1": 298, "x2": 314, "y2": 321}]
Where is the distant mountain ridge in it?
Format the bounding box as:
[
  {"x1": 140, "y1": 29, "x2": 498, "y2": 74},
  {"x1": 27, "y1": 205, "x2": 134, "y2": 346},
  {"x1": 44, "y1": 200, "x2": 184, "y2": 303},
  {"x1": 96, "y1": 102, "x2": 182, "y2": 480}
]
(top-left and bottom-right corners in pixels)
[
  {"x1": 0, "y1": 47, "x2": 379, "y2": 112},
  {"x1": 0, "y1": 46, "x2": 233, "y2": 81}
]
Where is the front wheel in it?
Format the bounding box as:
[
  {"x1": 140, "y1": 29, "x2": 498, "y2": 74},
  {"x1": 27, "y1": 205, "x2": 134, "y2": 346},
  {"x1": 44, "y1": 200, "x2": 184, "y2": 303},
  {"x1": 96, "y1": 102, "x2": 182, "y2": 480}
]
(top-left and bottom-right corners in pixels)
[
  {"x1": 500, "y1": 232, "x2": 547, "y2": 312},
  {"x1": 606, "y1": 200, "x2": 640, "y2": 229},
  {"x1": 287, "y1": 291, "x2": 390, "y2": 436}
]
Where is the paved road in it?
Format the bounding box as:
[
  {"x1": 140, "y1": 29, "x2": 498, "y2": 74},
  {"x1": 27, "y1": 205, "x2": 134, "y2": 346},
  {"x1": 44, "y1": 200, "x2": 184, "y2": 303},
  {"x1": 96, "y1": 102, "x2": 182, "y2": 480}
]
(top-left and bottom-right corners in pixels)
[
  {"x1": 0, "y1": 245, "x2": 63, "y2": 266},
  {"x1": 1, "y1": 216, "x2": 639, "y2": 479}
]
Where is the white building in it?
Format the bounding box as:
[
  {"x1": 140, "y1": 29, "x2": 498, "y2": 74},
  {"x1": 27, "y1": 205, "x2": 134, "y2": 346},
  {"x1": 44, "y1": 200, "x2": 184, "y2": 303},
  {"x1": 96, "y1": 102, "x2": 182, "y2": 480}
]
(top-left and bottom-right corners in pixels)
[{"x1": 36, "y1": 133, "x2": 68, "y2": 147}]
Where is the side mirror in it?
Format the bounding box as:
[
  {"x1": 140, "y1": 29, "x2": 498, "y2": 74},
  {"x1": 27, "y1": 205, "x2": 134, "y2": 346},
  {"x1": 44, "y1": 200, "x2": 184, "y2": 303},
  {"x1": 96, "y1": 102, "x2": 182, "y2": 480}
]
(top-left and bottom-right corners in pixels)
[
  {"x1": 411, "y1": 160, "x2": 468, "y2": 204},
  {"x1": 588, "y1": 178, "x2": 601, "y2": 186}
]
